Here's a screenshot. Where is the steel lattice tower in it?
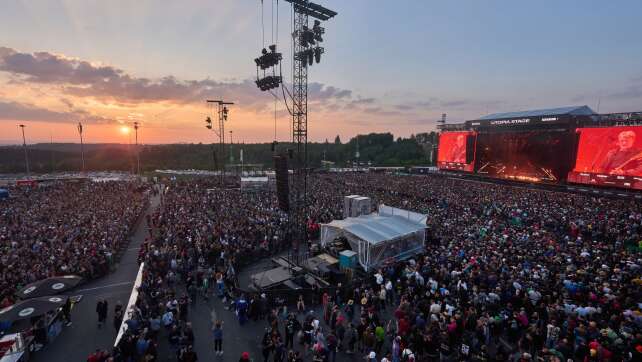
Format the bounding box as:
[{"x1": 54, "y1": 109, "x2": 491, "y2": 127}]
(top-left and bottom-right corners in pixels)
[
  {"x1": 290, "y1": 8, "x2": 309, "y2": 265},
  {"x1": 285, "y1": 0, "x2": 336, "y2": 265}
]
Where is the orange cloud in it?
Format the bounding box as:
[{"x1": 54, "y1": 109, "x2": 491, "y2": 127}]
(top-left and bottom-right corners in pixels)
[{"x1": 0, "y1": 46, "x2": 443, "y2": 144}]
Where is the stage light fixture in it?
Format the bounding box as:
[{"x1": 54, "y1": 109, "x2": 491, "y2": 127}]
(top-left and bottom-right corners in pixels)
[
  {"x1": 254, "y1": 45, "x2": 282, "y2": 71},
  {"x1": 255, "y1": 75, "x2": 282, "y2": 91},
  {"x1": 314, "y1": 46, "x2": 324, "y2": 64},
  {"x1": 300, "y1": 25, "x2": 316, "y2": 48},
  {"x1": 312, "y1": 20, "x2": 324, "y2": 42},
  {"x1": 307, "y1": 49, "x2": 314, "y2": 66}
]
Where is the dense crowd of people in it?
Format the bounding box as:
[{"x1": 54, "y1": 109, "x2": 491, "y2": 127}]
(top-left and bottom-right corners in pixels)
[
  {"x1": 112, "y1": 181, "x2": 291, "y2": 361},
  {"x1": 298, "y1": 173, "x2": 641, "y2": 361},
  {"x1": 100, "y1": 172, "x2": 641, "y2": 361},
  {"x1": 0, "y1": 181, "x2": 148, "y2": 309}
]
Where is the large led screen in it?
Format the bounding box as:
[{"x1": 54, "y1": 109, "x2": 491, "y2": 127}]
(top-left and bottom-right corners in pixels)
[
  {"x1": 568, "y1": 127, "x2": 642, "y2": 190},
  {"x1": 437, "y1": 131, "x2": 475, "y2": 171},
  {"x1": 475, "y1": 131, "x2": 574, "y2": 182}
]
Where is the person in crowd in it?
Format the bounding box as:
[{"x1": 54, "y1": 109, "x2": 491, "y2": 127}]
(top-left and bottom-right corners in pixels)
[
  {"x1": 239, "y1": 351, "x2": 251, "y2": 362},
  {"x1": 212, "y1": 320, "x2": 223, "y2": 356},
  {"x1": 113, "y1": 301, "x2": 124, "y2": 332},
  {"x1": 62, "y1": 297, "x2": 73, "y2": 327},
  {"x1": 178, "y1": 344, "x2": 198, "y2": 362},
  {"x1": 96, "y1": 298, "x2": 108, "y2": 328}
]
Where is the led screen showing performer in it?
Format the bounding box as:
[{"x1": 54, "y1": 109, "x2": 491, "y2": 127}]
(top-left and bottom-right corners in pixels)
[
  {"x1": 474, "y1": 130, "x2": 574, "y2": 182},
  {"x1": 568, "y1": 127, "x2": 642, "y2": 189},
  {"x1": 437, "y1": 131, "x2": 475, "y2": 171}
]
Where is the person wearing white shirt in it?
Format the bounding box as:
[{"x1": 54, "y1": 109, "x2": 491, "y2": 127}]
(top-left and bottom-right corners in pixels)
[
  {"x1": 445, "y1": 303, "x2": 455, "y2": 316},
  {"x1": 374, "y1": 270, "x2": 383, "y2": 285},
  {"x1": 430, "y1": 301, "x2": 441, "y2": 315},
  {"x1": 385, "y1": 280, "x2": 393, "y2": 305}
]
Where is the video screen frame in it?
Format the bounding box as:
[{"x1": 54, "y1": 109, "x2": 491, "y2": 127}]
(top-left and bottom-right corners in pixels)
[
  {"x1": 437, "y1": 131, "x2": 476, "y2": 172},
  {"x1": 568, "y1": 126, "x2": 642, "y2": 190}
]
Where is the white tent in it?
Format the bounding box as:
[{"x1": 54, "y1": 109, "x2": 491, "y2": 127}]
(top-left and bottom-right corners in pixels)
[{"x1": 320, "y1": 204, "x2": 426, "y2": 271}]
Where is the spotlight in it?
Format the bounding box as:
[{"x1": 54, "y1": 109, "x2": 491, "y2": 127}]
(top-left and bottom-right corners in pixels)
[
  {"x1": 312, "y1": 20, "x2": 324, "y2": 42},
  {"x1": 255, "y1": 75, "x2": 282, "y2": 91},
  {"x1": 299, "y1": 34, "x2": 308, "y2": 48},
  {"x1": 307, "y1": 49, "x2": 314, "y2": 66},
  {"x1": 314, "y1": 46, "x2": 324, "y2": 64},
  {"x1": 254, "y1": 45, "x2": 282, "y2": 70},
  {"x1": 300, "y1": 25, "x2": 315, "y2": 47}
]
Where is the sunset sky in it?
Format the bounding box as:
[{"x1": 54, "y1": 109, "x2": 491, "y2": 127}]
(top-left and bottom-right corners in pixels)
[{"x1": 1, "y1": 0, "x2": 641, "y2": 144}]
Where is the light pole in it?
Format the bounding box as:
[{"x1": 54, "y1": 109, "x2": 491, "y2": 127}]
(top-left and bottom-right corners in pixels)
[
  {"x1": 133, "y1": 122, "x2": 140, "y2": 175},
  {"x1": 229, "y1": 130, "x2": 234, "y2": 163},
  {"x1": 205, "y1": 100, "x2": 234, "y2": 187},
  {"x1": 77, "y1": 122, "x2": 85, "y2": 173},
  {"x1": 18, "y1": 125, "x2": 30, "y2": 178}
]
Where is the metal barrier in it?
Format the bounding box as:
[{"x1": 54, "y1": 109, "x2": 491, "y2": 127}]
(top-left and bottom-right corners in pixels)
[{"x1": 113, "y1": 262, "x2": 145, "y2": 347}]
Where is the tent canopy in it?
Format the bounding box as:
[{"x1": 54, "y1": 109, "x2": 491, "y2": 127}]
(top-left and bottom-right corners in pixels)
[
  {"x1": 322, "y1": 213, "x2": 425, "y2": 245},
  {"x1": 320, "y1": 204, "x2": 427, "y2": 271}
]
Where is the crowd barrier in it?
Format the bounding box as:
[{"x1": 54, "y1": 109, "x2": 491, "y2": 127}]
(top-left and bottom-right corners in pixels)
[{"x1": 113, "y1": 262, "x2": 145, "y2": 347}]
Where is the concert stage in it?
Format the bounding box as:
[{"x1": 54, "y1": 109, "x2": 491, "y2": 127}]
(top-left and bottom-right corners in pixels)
[{"x1": 438, "y1": 106, "x2": 642, "y2": 191}]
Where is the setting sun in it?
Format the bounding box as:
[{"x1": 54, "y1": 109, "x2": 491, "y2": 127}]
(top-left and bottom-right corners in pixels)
[{"x1": 119, "y1": 126, "x2": 130, "y2": 135}]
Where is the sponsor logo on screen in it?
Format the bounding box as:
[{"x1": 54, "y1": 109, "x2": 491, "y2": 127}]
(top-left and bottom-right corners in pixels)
[{"x1": 489, "y1": 118, "x2": 531, "y2": 125}]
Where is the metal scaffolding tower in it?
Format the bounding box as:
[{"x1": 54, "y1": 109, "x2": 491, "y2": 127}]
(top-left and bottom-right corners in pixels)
[
  {"x1": 253, "y1": 0, "x2": 336, "y2": 266},
  {"x1": 285, "y1": 0, "x2": 336, "y2": 264}
]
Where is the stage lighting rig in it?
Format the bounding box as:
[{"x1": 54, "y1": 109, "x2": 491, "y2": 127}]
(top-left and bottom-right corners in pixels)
[
  {"x1": 256, "y1": 75, "x2": 282, "y2": 91},
  {"x1": 254, "y1": 44, "x2": 283, "y2": 92},
  {"x1": 294, "y1": 47, "x2": 323, "y2": 67},
  {"x1": 295, "y1": 16, "x2": 326, "y2": 68},
  {"x1": 282, "y1": 0, "x2": 337, "y2": 266},
  {"x1": 222, "y1": 106, "x2": 229, "y2": 121},
  {"x1": 314, "y1": 46, "x2": 323, "y2": 64},
  {"x1": 312, "y1": 20, "x2": 324, "y2": 42},
  {"x1": 300, "y1": 26, "x2": 316, "y2": 47},
  {"x1": 254, "y1": 45, "x2": 283, "y2": 70}
]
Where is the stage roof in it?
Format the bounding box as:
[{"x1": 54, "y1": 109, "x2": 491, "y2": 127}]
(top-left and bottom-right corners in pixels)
[
  {"x1": 476, "y1": 105, "x2": 595, "y2": 121},
  {"x1": 323, "y1": 208, "x2": 427, "y2": 245}
]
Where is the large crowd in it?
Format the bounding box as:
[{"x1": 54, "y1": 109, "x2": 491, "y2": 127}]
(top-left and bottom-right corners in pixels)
[
  {"x1": 112, "y1": 180, "x2": 291, "y2": 361},
  {"x1": 114, "y1": 173, "x2": 641, "y2": 361},
  {"x1": 302, "y1": 174, "x2": 642, "y2": 361},
  {"x1": 0, "y1": 181, "x2": 148, "y2": 308}
]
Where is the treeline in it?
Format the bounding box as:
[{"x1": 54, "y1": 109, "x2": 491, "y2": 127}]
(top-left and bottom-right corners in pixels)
[{"x1": 0, "y1": 132, "x2": 438, "y2": 174}]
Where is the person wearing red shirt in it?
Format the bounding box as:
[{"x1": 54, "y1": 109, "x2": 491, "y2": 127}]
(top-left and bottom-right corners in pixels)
[{"x1": 397, "y1": 317, "x2": 409, "y2": 337}]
